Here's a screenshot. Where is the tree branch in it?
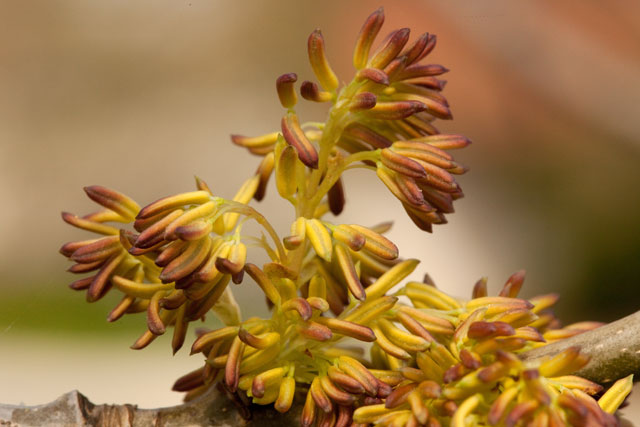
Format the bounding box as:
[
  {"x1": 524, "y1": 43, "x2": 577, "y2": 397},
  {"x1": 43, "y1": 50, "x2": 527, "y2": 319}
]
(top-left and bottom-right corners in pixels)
[{"x1": 520, "y1": 309, "x2": 640, "y2": 384}]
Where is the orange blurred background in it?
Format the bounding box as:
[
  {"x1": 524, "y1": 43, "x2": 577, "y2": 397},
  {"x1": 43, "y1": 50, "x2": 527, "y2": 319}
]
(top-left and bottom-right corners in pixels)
[{"x1": 0, "y1": 0, "x2": 638, "y2": 418}]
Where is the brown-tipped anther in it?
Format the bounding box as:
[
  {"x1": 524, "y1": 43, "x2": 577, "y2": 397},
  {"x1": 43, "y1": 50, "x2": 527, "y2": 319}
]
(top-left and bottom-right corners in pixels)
[
  {"x1": 301, "y1": 389, "x2": 317, "y2": 427},
  {"x1": 244, "y1": 263, "x2": 281, "y2": 306},
  {"x1": 154, "y1": 241, "x2": 188, "y2": 267},
  {"x1": 477, "y1": 362, "x2": 509, "y2": 383},
  {"x1": 335, "y1": 406, "x2": 352, "y2": 427},
  {"x1": 281, "y1": 112, "x2": 319, "y2": 169},
  {"x1": 253, "y1": 152, "x2": 275, "y2": 201},
  {"x1": 403, "y1": 33, "x2": 430, "y2": 65},
  {"x1": 300, "y1": 80, "x2": 332, "y2": 103},
  {"x1": 276, "y1": 73, "x2": 298, "y2": 109},
  {"x1": 315, "y1": 317, "x2": 376, "y2": 342},
  {"x1": 61, "y1": 212, "x2": 119, "y2": 235},
  {"x1": 172, "y1": 367, "x2": 206, "y2": 392},
  {"x1": 459, "y1": 349, "x2": 481, "y2": 370},
  {"x1": 327, "y1": 367, "x2": 365, "y2": 395},
  {"x1": 282, "y1": 297, "x2": 313, "y2": 320},
  {"x1": 353, "y1": 8, "x2": 385, "y2": 69},
  {"x1": 422, "y1": 273, "x2": 435, "y2": 286},
  {"x1": 504, "y1": 401, "x2": 539, "y2": 427},
  {"x1": 376, "y1": 380, "x2": 392, "y2": 398},
  {"x1": 395, "y1": 311, "x2": 435, "y2": 342},
  {"x1": 298, "y1": 321, "x2": 333, "y2": 341},
  {"x1": 468, "y1": 321, "x2": 515, "y2": 340},
  {"x1": 472, "y1": 277, "x2": 488, "y2": 299},
  {"x1": 283, "y1": 235, "x2": 303, "y2": 250},
  {"x1": 310, "y1": 377, "x2": 333, "y2": 413},
  {"x1": 86, "y1": 252, "x2": 124, "y2": 302},
  {"x1": 230, "y1": 132, "x2": 280, "y2": 149},
  {"x1": 350, "y1": 224, "x2": 398, "y2": 260},
  {"x1": 416, "y1": 34, "x2": 437, "y2": 62},
  {"x1": 335, "y1": 244, "x2": 366, "y2": 301},
  {"x1": 146, "y1": 292, "x2": 166, "y2": 335},
  {"x1": 418, "y1": 134, "x2": 471, "y2": 150},
  {"x1": 349, "y1": 92, "x2": 377, "y2": 111},
  {"x1": 332, "y1": 225, "x2": 366, "y2": 252},
  {"x1": 60, "y1": 240, "x2": 96, "y2": 257},
  {"x1": 367, "y1": 100, "x2": 425, "y2": 120},
  {"x1": 369, "y1": 28, "x2": 410, "y2": 70},
  {"x1": 69, "y1": 276, "x2": 93, "y2": 290},
  {"x1": 443, "y1": 364, "x2": 465, "y2": 384},
  {"x1": 499, "y1": 269, "x2": 526, "y2": 298},
  {"x1": 134, "y1": 209, "x2": 183, "y2": 249},
  {"x1": 328, "y1": 178, "x2": 345, "y2": 216},
  {"x1": 395, "y1": 174, "x2": 426, "y2": 207},
  {"x1": 160, "y1": 290, "x2": 187, "y2": 310},
  {"x1": 159, "y1": 237, "x2": 211, "y2": 283},
  {"x1": 342, "y1": 123, "x2": 392, "y2": 149},
  {"x1": 337, "y1": 356, "x2": 379, "y2": 396},
  {"x1": 215, "y1": 257, "x2": 242, "y2": 276},
  {"x1": 398, "y1": 64, "x2": 449, "y2": 81},
  {"x1": 84, "y1": 186, "x2": 140, "y2": 220},
  {"x1": 194, "y1": 176, "x2": 213, "y2": 195},
  {"x1": 225, "y1": 337, "x2": 244, "y2": 392},
  {"x1": 70, "y1": 236, "x2": 120, "y2": 263},
  {"x1": 107, "y1": 295, "x2": 134, "y2": 322},
  {"x1": 136, "y1": 191, "x2": 210, "y2": 220},
  {"x1": 356, "y1": 68, "x2": 389, "y2": 85},
  {"x1": 404, "y1": 76, "x2": 447, "y2": 91},
  {"x1": 385, "y1": 383, "x2": 417, "y2": 409},
  {"x1": 308, "y1": 29, "x2": 339, "y2": 92},
  {"x1": 130, "y1": 330, "x2": 157, "y2": 350},
  {"x1": 231, "y1": 270, "x2": 244, "y2": 284},
  {"x1": 381, "y1": 149, "x2": 427, "y2": 179},
  {"x1": 320, "y1": 376, "x2": 356, "y2": 406},
  {"x1": 382, "y1": 56, "x2": 408, "y2": 82},
  {"x1": 174, "y1": 220, "x2": 212, "y2": 241}
]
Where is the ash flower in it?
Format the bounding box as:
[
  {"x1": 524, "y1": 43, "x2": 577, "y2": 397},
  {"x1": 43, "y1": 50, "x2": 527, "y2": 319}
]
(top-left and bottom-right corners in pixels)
[
  {"x1": 232, "y1": 8, "x2": 470, "y2": 231},
  {"x1": 59, "y1": 7, "x2": 633, "y2": 427}
]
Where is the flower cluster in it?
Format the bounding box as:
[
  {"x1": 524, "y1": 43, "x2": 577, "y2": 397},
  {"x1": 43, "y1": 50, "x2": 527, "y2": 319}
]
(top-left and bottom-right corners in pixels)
[{"x1": 60, "y1": 8, "x2": 633, "y2": 426}]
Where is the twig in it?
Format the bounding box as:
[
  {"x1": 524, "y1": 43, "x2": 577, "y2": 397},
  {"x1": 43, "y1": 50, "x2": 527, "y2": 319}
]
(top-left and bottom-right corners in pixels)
[{"x1": 520, "y1": 309, "x2": 640, "y2": 383}]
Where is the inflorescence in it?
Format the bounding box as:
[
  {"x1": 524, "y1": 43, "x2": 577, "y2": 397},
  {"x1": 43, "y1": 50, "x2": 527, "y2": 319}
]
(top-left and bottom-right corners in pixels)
[{"x1": 60, "y1": 8, "x2": 632, "y2": 426}]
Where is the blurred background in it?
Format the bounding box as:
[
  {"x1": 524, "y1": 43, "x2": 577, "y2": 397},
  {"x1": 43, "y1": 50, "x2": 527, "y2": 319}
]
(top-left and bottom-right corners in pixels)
[{"x1": 1, "y1": 0, "x2": 638, "y2": 419}]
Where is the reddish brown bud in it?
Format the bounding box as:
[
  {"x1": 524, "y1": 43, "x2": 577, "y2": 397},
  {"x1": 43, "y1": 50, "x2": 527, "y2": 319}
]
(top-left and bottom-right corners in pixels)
[
  {"x1": 342, "y1": 123, "x2": 392, "y2": 149},
  {"x1": 328, "y1": 178, "x2": 345, "y2": 216},
  {"x1": 472, "y1": 277, "x2": 488, "y2": 298},
  {"x1": 276, "y1": 73, "x2": 298, "y2": 108},
  {"x1": 356, "y1": 68, "x2": 389, "y2": 86},
  {"x1": 298, "y1": 321, "x2": 333, "y2": 341},
  {"x1": 397, "y1": 64, "x2": 449, "y2": 81},
  {"x1": 349, "y1": 92, "x2": 377, "y2": 111},
  {"x1": 381, "y1": 148, "x2": 427, "y2": 179},
  {"x1": 281, "y1": 112, "x2": 319, "y2": 169},
  {"x1": 385, "y1": 383, "x2": 417, "y2": 409},
  {"x1": 369, "y1": 28, "x2": 411, "y2": 69},
  {"x1": 367, "y1": 101, "x2": 425, "y2": 120},
  {"x1": 84, "y1": 186, "x2": 139, "y2": 220},
  {"x1": 499, "y1": 269, "x2": 526, "y2": 298},
  {"x1": 353, "y1": 7, "x2": 385, "y2": 69},
  {"x1": 308, "y1": 29, "x2": 338, "y2": 92},
  {"x1": 300, "y1": 80, "x2": 332, "y2": 103},
  {"x1": 459, "y1": 349, "x2": 482, "y2": 370},
  {"x1": 403, "y1": 33, "x2": 430, "y2": 65}
]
